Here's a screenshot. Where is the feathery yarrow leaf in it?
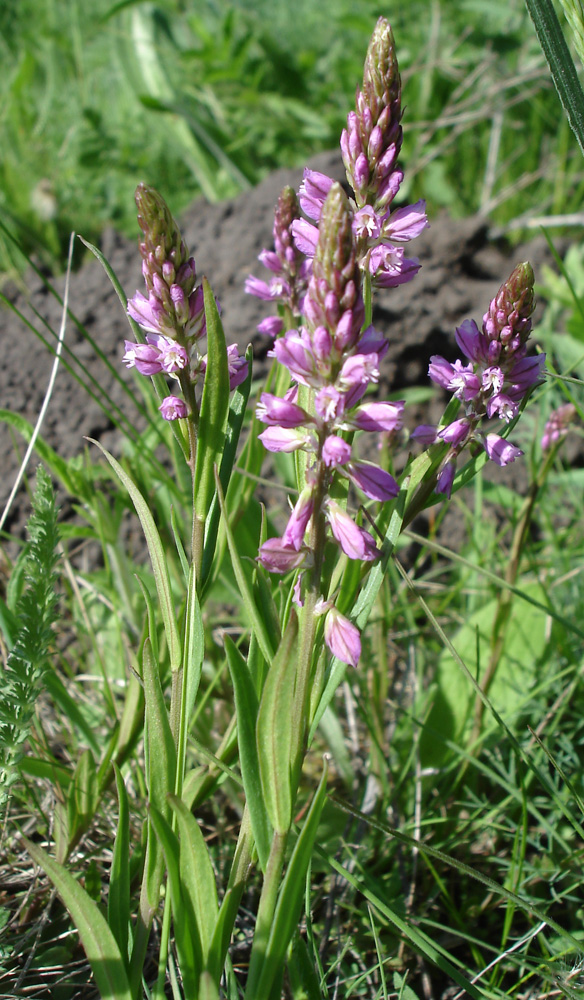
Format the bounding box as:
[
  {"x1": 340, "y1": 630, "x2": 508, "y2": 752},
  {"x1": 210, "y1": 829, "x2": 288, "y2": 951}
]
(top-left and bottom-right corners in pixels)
[{"x1": 0, "y1": 467, "x2": 60, "y2": 807}]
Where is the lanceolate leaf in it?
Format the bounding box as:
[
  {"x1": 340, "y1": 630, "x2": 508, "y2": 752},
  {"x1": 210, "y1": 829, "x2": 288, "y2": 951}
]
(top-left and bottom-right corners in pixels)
[
  {"x1": 225, "y1": 636, "x2": 272, "y2": 871},
  {"x1": 246, "y1": 761, "x2": 329, "y2": 1000},
  {"x1": 23, "y1": 837, "x2": 133, "y2": 1000},
  {"x1": 194, "y1": 278, "x2": 230, "y2": 524},
  {"x1": 89, "y1": 439, "x2": 181, "y2": 672},
  {"x1": 169, "y1": 795, "x2": 219, "y2": 960},
  {"x1": 201, "y1": 345, "x2": 253, "y2": 592},
  {"x1": 108, "y1": 765, "x2": 131, "y2": 970},
  {"x1": 256, "y1": 615, "x2": 299, "y2": 834},
  {"x1": 148, "y1": 805, "x2": 199, "y2": 998}
]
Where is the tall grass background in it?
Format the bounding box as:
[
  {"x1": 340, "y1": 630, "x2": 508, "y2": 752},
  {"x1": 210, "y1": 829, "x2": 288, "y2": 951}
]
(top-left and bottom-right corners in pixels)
[
  {"x1": 2, "y1": 0, "x2": 584, "y2": 280},
  {"x1": 1, "y1": 1, "x2": 584, "y2": 998}
]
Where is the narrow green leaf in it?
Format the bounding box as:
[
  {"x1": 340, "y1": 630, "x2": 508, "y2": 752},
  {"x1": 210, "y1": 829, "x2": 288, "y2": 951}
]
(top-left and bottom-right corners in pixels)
[
  {"x1": 249, "y1": 761, "x2": 329, "y2": 1000},
  {"x1": 18, "y1": 756, "x2": 72, "y2": 788},
  {"x1": 148, "y1": 805, "x2": 199, "y2": 997},
  {"x1": 142, "y1": 639, "x2": 177, "y2": 914},
  {"x1": 225, "y1": 636, "x2": 272, "y2": 871},
  {"x1": 89, "y1": 439, "x2": 181, "y2": 672},
  {"x1": 194, "y1": 278, "x2": 230, "y2": 523},
  {"x1": 256, "y1": 615, "x2": 299, "y2": 834},
  {"x1": 108, "y1": 765, "x2": 131, "y2": 969},
  {"x1": 198, "y1": 971, "x2": 221, "y2": 1000},
  {"x1": 525, "y1": 0, "x2": 584, "y2": 156},
  {"x1": 71, "y1": 749, "x2": 98, "y2": 831},
  {"x1": 168, "y1": 795, "x2": 219, "y2": 960},
  {"x1": 44, "y1": 672, "x2": 101, "y2": 755},
  {"x1": 201, "y1": 345, "x2": 253, "y2": 592},
  {"x1": 214, "y1": 468, "x2": 275, "y2": 663},
  {"x1": 175, "y1": 565, "x2": 205, "y2": 810},
  {"x1": 23, "y1": 838, "x2": 133, "y2": 1000},
  {"x1": 143, "y1": 640, "x2": 176, "y2": 820}
]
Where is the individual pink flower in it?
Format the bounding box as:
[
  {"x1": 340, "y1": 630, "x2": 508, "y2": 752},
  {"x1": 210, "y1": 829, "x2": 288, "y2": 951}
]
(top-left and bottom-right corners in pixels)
[
  {"x1": 159, "y1": 396, "x2": 188, "y2": 420},
  {"x1": 258, "y1": 426, "x2": 313, "y2": 453},
  {"x1": 258, "y1": 538, "x2": 307, "y2": 573},
  {"x1": 347, "y1": 461, "x2": 399, "y2": 501},
  {"x1": 282, "y1": 489, "x2": 314, "y2": 550},
  {"x1": 324, "y1": 607, "x2": 361, "y2": 667},
  {"x1": 482, "y1": 434, "x2": 523, "y2": 466},
  {"x1": 351, "y1": 400, "x2": 404, "y2": 432},
  {"x1": 325, "y1": 501, "x2": 378, "y2": 561},
  {"x1": 322, "y1": 436, "x2": 352, "y2": 467},
  {"x1": 256, "y1": 393, "x2": 311, "y2": 428}
]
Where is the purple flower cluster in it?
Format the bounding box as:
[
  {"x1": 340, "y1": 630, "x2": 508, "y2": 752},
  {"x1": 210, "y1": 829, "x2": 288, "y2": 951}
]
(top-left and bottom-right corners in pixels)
[
  {"x1": 245, "y1": 186, "x2": 311, "y2": 337},
  {"x1": 257, "y1": 183, "x2": 404, "y2": 667},
  {"x1": 124, "y1": 184, "x2": 248, "y2": 419},
  {"x1": 246, "y1": 18, "x2": 429, "y2": 335},
  {"x1": 426, "y1": 262, "x2": 545, "y2": 496}
]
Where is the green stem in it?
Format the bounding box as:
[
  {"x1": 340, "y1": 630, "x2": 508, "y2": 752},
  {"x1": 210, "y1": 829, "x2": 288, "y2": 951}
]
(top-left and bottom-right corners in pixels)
[
  {"x1": 363, "y1": 270, "x2": 373, "y2": 328},
  {"x1": 470, "y1": 448, "x2": 556, "y2": 745},
  {"x1": 245, "y1": 831, "x2": 288, "y2": 998}
]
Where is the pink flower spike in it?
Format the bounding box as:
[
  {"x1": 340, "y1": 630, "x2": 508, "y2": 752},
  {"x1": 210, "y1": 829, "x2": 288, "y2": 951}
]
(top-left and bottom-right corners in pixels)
[
  {"x1": 324, "y1": 607, "x2": 361, "y2": 667},
  {"x1": 258, "y1": 538, "x2": 307, "y2": 573},
  {"x1": 352, "y1": 401, "x2": 404, "y2": 432},
  {"x1": 348, "y1": 461, "x2": 399, "y2": 501},
  {"x1": 258, "y1": 426, "x2": 312, "y2": 453},
  {"x1": 483, "y1": 434, "x2": 523, "y2": 466},
  {"x1": 159, "y1": 395, "x2": 188, "y2": 420},
  {"x1": 326, "y1": 501, "x2": 378, "y2": 561},
  {"x1": 256, "y1": 392, "x2": 310, "y2": 427}
]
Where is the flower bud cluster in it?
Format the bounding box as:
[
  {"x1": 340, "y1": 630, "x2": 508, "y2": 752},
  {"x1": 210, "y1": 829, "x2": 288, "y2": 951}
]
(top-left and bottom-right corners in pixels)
[
  {"x1": 341, "y1": 17, "x2": 403, "y2": 212},
  {"x1": 257, "y1": 184, "x2": 404, "y2": 666},
  {"x1": 123, "y1": 184, "x2": 248, "y2": 419},
  {"x1": 425, "y1": 263, "x2": 544, "y2": 496},
  {"x1": 246, "y1": 18, "x2": 428, "y2": 328},
  {"x1": 291, "y1": 18, "x2": 428, "y2": 289},
  {"x1": 245, "y1": 186, "x2": 312, "y2": 337}
]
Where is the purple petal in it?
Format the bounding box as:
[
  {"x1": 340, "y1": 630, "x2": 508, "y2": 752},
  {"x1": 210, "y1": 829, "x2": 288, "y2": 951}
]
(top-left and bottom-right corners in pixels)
[
  {"x1": 482, "y1": 434, "x2": 523, "y2": 466},
  {"x1": 324, "y1": 608, "x2": 361, "y2": 667},
  {"x1": 326, "y1": 502, "x2": 378, "y2": 561},
  {"x1": 348, "y1": 462, "x2": 399, "y2": 501}
]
